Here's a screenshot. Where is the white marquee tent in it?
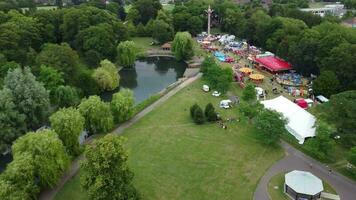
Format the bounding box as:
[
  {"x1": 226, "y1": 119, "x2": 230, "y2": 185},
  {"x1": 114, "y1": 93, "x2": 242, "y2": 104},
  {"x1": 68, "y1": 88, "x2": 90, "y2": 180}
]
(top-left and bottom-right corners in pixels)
[{"x1": 261, "y1": 96, "x2": 316, "y2": 144}]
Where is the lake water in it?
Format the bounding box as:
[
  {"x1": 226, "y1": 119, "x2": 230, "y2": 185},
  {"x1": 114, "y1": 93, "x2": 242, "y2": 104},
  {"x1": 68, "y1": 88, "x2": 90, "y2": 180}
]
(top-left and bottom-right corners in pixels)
[{"x1": 101, "y1": 57, "x2": 187, "y2": 103}]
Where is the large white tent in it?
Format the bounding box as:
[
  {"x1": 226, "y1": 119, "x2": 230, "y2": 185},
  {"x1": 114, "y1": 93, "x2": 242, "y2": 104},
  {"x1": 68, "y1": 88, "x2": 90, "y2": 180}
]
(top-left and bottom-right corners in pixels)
[{"x1": 261, "y1": 96, "x2": 316, "y2": 144}]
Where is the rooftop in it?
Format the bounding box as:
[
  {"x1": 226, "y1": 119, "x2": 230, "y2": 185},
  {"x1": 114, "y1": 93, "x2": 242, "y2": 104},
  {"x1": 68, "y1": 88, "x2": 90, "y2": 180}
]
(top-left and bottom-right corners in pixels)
[{"x1": 285, "y1": 170, "x2": 324, "y2": 195}]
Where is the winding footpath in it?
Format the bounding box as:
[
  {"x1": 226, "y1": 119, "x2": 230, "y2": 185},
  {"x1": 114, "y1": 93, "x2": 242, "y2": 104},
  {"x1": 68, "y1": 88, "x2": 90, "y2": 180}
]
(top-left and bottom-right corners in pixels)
[
  {"x1": 254, "y1": 141, "x2": 356, "y2": 200},
  {"x1": 39, "y1": 74, "x2": 202, "y2": 200}
]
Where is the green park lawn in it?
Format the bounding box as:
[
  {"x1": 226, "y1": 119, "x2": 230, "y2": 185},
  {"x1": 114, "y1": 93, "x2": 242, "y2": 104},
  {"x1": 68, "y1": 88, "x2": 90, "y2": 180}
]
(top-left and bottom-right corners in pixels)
[
  {"x1": 131, "y1": 37, "x2": 160, "y2": 51},
  {"x1": 55, "y1": 79, "x2": 284, "y2": 200},
  {"x1": 268, "y1": 173, "x2": 337, "y2": 200}
]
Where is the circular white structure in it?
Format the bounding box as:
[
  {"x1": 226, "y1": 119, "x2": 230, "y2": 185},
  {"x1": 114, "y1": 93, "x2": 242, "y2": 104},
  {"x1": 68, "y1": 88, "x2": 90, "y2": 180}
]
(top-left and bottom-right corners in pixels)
[{"x1": 284, "y1": 170, "x2": 324, "y2": 200}]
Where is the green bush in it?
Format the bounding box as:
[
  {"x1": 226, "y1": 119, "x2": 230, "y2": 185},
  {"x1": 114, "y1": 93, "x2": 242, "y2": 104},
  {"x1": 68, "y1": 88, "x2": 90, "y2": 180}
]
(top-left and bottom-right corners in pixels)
[
  {"x1": 190, "y1": 103, "x2": 199, "y2": 118},
  {"x1": 205, "y1": 103, "x2": 217, "y2": 122},
  {"x1": 193, "y1": 106, "x2": 205, "y2": 124}
]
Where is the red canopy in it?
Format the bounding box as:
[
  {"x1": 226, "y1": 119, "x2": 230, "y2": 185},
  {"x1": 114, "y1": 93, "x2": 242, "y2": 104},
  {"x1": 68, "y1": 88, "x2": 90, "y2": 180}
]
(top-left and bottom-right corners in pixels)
[
  {"x1": 295, "y1": 99, "x2": 308, "y2": 109},
  {"x1": 255, "y1": 56, "x2": 292, "y2": 72}
]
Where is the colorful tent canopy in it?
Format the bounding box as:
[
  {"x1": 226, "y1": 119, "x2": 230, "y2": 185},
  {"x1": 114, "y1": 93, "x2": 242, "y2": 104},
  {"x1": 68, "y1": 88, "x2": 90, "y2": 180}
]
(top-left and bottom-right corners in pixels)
[
  {"x1": 239, "y1": 67, "x2": 253, "y2": 74},
  {"x1": 295, "y1": 99, "x2": 308, "y2": 109},
  {"x1": 249, "y1": 74, "x2": 264, "y2": 80},
  {"x1": 255, "y1": 56, "x2": 292, "y2": 72}
]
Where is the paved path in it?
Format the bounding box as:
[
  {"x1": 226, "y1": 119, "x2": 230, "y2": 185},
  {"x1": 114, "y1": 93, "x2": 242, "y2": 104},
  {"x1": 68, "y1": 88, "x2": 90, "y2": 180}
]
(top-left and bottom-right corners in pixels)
[
  {"x1": 254, "y1": 141, "x2": 356, "y2": 200},
  {"x1": 39, "y1": 74, "x2": 201, "y2": 200}
]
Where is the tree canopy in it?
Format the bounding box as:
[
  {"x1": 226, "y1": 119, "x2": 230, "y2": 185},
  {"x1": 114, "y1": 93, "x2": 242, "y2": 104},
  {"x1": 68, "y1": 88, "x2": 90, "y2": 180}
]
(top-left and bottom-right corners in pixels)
[
  {"x1": 0, "y1": 88, "x2": 26, "y2": 153},
  {"x1": 4, "y1": 67, "x2": 50, "y2": 130},
  {"x1": 254, "y1": 109, "x2": 286, "y2": 146},
  {"x1": 117, "y1": 41, "x2": 137, "y2": 67},
  {"x1": 81, "y1": 135, "x2": 139, "y2": 200},
  {"x1": 78, "y1": 95, "x2": 114, "y2": 134},
  {"x1": 12, "y1": 129, "x2": 70, "y2": 188},
  {"x1": 93, "y1": 59, "x2": 120, "y2": 91},
  {"x1": 327, "y1": 90, "x2": 356, "y2": 147},
  {"x1": 50, "y1": 107, "x2": 85, "y2": 156},
  {"x1": 111, "y1": 89, "x2": 135, "y2": 123},
  {"x1": 171, "y1": 32, "x2": 194, "y2": 61}
]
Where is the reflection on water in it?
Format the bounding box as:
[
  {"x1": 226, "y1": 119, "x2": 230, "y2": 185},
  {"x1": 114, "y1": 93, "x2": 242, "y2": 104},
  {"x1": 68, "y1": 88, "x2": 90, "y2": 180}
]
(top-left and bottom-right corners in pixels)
[{"x1": 101, "y1": 57, "x2": 187, "y2": 104}]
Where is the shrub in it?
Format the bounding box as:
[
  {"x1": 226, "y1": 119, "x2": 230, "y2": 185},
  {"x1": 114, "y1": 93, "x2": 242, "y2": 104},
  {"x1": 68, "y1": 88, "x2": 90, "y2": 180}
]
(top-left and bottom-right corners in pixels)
[
  {"x1": 205, "y1": 103, "x2": 217, "y2": 122},
  {"x1": 190, "y1": 103, "x2": 199, "y2": 118},
  {"x1": 193, "y1": 106, "x2": 204, "y2": 124}
]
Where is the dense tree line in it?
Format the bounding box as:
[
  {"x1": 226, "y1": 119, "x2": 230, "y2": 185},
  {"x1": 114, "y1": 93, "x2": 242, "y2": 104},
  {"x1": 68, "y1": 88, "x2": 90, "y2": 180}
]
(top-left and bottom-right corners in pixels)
[{"x1": 218, "y1": 4, "x2": 356, "y2": 96}]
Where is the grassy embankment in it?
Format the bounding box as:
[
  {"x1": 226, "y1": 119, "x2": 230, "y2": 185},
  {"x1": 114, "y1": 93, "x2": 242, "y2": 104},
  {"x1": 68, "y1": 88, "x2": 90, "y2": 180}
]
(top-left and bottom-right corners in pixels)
[{"x1": 55, "y1": 79, "x2": 284, "y2": 200}]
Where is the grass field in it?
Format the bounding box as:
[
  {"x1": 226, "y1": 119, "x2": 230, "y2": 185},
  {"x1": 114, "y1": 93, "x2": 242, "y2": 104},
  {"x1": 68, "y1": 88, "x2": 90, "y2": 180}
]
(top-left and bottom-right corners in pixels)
[
  {"x1": 55, "y1": 79, "x2": 284, "y2": 200},
  {"x1": 268, "y1": 173, "x2": 337, "y2": 200},
  {"x1": 54, "y1": 172, "x2": 88, "y2": 200}
]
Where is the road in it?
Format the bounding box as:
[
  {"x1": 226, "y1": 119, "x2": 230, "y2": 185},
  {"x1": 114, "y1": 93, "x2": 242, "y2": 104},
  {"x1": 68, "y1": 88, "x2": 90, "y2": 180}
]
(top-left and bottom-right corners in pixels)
[
  {"x1": 254, "y1": 141, "x2": 356, "y2": 200},
  {"x1": 39, "y1": 74, "x2": 201, "y2": 200}
]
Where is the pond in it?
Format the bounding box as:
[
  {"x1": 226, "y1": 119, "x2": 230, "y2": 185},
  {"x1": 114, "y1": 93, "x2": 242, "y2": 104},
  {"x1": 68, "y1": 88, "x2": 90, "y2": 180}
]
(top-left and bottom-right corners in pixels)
[{"x1": 101, "y1": 57, "x2": 187, "y2": 103}]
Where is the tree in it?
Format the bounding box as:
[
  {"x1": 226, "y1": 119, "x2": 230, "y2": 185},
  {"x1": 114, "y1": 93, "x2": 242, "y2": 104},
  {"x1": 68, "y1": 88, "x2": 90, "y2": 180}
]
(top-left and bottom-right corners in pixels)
[
  {"x1": 76, "y1": 23, "x2": 117, "y2": 60},
  {"x1": 328, "y1": 91, "x2": 356, "y2": 147},
  {"x1": 0, "y1": 61, "x2": 19, "y2": 79},
  {"x1": 111, "y1": 89, "x2": 135, "y2": 123},
  {"x1": 93, "y1": 59, "x2": 120, "y2": 91},
  {"x1": 85, "y1": 50, "x2": 101, "y2": 67},
  {"x1": 151, "y1": 19, "x2": 174, "y2": 44},
  {"x1": 12, "y1": 129, "x2": 70, "y2": 188},
  {"x1": 304, "y1": 122, "x2": 336, "y2": 161},
  {"x1": 0, "y1": 155, "x2": 39, "y2": 200},
  {"x1": 223, "y1": 8, "x2": 245, "y2": 37},
  {"x1": 215, "y1": 68, "x2": 233, "y2": 94},
  {"x1": 242, "y1": 83, "x2": 256, "y2": 102},
  {"x1": 61, "y1": 6, "x2": 118, "y2": 44},
  {"x1": 187, "y1": 16, "x2": 203, "y2": 36},
  {"x1": 50, "y1": 108, "x2": 85, "y2": 156},
  {"x1": 254, "y1": 109, "x2": 286, "y2": 146},
  {"x1": 313, "y1": 70, "x2": 340, "y2": 97},
  {"x1": 239, "y1": 102, "x2": 261, "y2": 122},
  {"x1": 78, "y1": 95, "x2": 114, "y2": 134},
  {"x1": 288, "y1": 29, "x2": 321, "y2": 76},
  {"x1": 117, "y1": 41, "x2": 137, "y2": 67},
  {"x1": 0, "y1": 88, "x2": 26, "y2": 153},
  {"x1": 38, "y1": 65, "x2": 64, "y2": 92},
  {"x1": 190, "y1": 103, "x2": 199, "y2": 118},
  {"x1": 193, "y1": 106, "x2": 204, "y2": 124},
  {"x1": 4, "y1": 67, "x2": 50, "y2": 130},
  {"x1": 205, "y1": 103, "x2": 217, "y2": 122},
  {"x1": 53, "y1": 85, "x2": 80, "y2": 108},
  {"x1": 0, "y1": 11, "x2": 41, "y2": 65},
  {"x1": 36, "y1": 43, "x2": 80, "y2": 81},
  {"x1": 81, "y1": 135, "x2": 139, "y2": 200},
  {"x1": 172, "y1": 32, "x2": 194, "y2": 61},
  {"x1": 73, "y1": 66, "x2": 100, "y2": 96},
  {"x1": 201, "y1": 57, "x2": 232, "y2": 94},
  {"x1": 347, "y1": 147, "x2": 356, "y2": 166},
  {"x1": 131, "y1": 0, "x2": 162, "y2": 25},
  {"x1": 320, "y1": 43, "x2": 356, "y2": 91},
  {"x1": 126, "y1": 8, "x2": 140, "y2": 25}
]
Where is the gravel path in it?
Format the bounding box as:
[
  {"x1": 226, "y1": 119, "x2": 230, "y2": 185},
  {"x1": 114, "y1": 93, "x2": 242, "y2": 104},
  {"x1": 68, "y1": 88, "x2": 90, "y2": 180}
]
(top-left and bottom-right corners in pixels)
[
  {"x1": 38, "y1": 74, "x2": 201, "y2": 200},
  {"x1": 254, "y1": 141, "x2": 356, "y2": 200}
]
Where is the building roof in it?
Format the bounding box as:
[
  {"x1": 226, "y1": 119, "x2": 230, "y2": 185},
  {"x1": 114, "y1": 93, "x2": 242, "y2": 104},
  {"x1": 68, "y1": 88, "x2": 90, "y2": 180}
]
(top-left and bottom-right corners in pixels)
[
  {"x1": 285, "y1": 170, "x2": 323, "y2": 195},
  {"x1": 255, "y1": 56, "x2": 292, "y2": 72},
  {"x1": 261, "y1": 96, "x2": 316, "y2": 144}
]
